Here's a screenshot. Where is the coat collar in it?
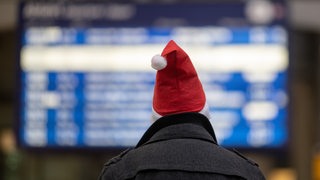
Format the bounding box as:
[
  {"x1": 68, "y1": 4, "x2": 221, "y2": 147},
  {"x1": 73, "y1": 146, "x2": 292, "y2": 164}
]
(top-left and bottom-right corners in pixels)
[{"x1": 136, "y1": 112, "x2": 217, "y2": 148}]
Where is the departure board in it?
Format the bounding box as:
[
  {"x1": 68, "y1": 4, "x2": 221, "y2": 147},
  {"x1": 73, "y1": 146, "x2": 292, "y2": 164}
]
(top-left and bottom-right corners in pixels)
[{"x1": 18, "y1": 1, "x2": 288, "y2": 148}]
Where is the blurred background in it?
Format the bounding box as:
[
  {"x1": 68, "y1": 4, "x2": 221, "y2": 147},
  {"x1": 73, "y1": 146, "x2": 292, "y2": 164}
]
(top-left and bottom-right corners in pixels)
[{"x1": 1, "y1": 0, "x2": 320, "y2": 180}]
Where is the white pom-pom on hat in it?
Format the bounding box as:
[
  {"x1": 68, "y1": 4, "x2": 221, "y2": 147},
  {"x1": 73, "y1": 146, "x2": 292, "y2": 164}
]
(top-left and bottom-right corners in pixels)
[{"x1": 151, "y1": 55, "x2": 167, "y2": 70}]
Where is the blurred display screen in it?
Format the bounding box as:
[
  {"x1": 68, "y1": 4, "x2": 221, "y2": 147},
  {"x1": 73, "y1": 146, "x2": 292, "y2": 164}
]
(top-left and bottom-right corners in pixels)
[{"x1": 18, "y1": 1, "x2": 288, "y2": 148}]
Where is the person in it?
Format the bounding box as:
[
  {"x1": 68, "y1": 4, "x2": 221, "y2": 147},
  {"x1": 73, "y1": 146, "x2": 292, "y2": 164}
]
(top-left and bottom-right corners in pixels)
[{"x1": 98, "y1": 40, "x2": 265, "y2": 180}]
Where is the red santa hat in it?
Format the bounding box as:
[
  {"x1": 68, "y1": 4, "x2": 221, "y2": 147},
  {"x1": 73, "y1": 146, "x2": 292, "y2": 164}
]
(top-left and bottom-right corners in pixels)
[{"x1": 151, "y1": 40, "x2": 210, "y2": 121}]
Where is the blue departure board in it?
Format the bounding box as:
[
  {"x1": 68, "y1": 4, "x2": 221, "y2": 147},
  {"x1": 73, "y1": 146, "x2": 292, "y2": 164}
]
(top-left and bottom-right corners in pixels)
[{"x1": 18, "y1": 1, "x2": 288, "y2": 148}]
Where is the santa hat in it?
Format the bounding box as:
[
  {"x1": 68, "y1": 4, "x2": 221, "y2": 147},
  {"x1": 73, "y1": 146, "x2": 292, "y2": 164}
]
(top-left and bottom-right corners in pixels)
[{"x1": 151, "y1": 40, "x2": 210, "y2": 121}]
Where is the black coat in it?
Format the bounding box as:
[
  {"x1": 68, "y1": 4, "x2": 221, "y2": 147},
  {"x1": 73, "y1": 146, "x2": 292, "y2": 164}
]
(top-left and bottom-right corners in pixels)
[{"x1": 98, "y1": 113, "x2": 265, "y2": 180}]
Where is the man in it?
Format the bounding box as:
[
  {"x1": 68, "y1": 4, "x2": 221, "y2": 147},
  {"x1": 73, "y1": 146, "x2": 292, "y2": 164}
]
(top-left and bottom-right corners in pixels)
[{"x1": 98, "y1": 40, "x2": 265, "y2": 180}]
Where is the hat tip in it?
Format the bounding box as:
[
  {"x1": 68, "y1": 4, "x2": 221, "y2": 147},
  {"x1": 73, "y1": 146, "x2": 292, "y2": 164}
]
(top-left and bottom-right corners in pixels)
[{"x1": 151, "y1": 55, "x2": 167, "y2": 70}]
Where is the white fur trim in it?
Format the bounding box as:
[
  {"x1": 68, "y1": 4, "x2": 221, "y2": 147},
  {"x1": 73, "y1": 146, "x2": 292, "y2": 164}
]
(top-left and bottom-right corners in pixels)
[{"x1": 151, "y1": 55, "x2": 167, "y2": 70}]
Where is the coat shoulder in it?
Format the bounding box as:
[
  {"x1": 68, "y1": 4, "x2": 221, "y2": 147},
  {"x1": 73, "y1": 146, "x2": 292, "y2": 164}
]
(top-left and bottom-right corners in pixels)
[
  {"x1": 100, "y1": 139, "x2": 265, "y2": 180},
  {"x1": 104, "y1": 148, "x2": 133, "y2": 167},
  {"x1": 98, "y1": 148, "x2": 133, "y2": 180}
]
